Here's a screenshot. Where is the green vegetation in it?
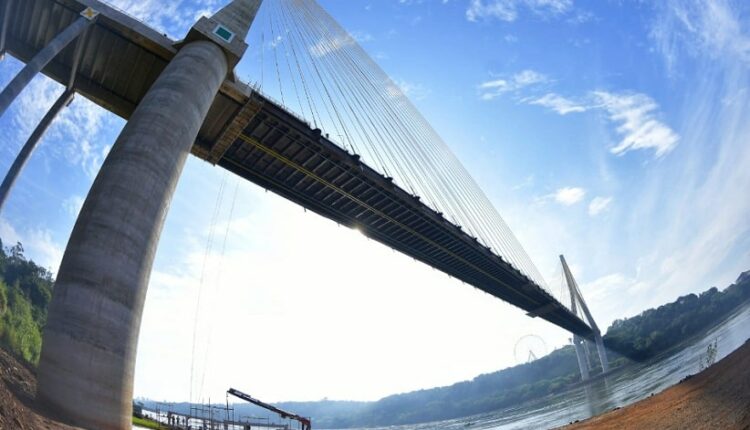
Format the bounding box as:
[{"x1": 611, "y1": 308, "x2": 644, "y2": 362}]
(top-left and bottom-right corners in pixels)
[
  {"x1": 603, "y1": 273, "x2": 750, "y2": 361},
  {"x1": 0, "y1": 240, "x2": 54, "y2": 365},
  {"x1": 132, "y1": 416, "x2": 168, "y2": 429}
]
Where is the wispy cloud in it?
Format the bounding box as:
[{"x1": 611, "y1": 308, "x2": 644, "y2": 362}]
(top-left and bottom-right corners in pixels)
[
  {"x1": 524, "y1": 92, "x2": 588, "y2": 114},
  {"x1": 553, "y1": 187, "x2": 585, "y2": 206},
  {"x1": 479, "y1": 70, "x2": 548, "y2": 100},
  {"x1": 106, "y1": 0, "x2": 219, "y2": 38},
  {"x1": 62, "y1": 195, "x2": 85, "y2": 218},
  {"x1": 467, "y1": 0, "x2": 573, "y2": 22},
  {"x1": 651, "y1": 0, "x2": 750, "y2": 72},
  {"x1": 10, "y1": 78, "x2": 116, "y2": 178},
  {"x1": 517, "y1": 89, "x2": 679, "y2": 158},
  {"x1": 592, "y1": 91, "x2": 679, "y2": 158},
  {"x1": 310, "y1": 34, "x2": 357, "y2": 58},
  {"x1": 588, "y1": 196, "x2": 612, "y2": 216},
  {"x1": 392, "y1": 79, "x2": 431, "y2": 101},
  {"x1": 0, "y1": 218, "x2": 64, "y2": 271}
]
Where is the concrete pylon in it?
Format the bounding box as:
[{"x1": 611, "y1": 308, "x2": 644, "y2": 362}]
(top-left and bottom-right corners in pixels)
[
  {"x1": 560, "y1": 255, "x2": 610, "y2": 377},
  {"x1": 572, "y1": 336, "x2": 590, "y2": 381},
  {"x1": 212, "y1": 0, "x2": 262, "y2": 41},
  {"x1": 36, "y1": 1, "x2": 262, "y2": 429}
]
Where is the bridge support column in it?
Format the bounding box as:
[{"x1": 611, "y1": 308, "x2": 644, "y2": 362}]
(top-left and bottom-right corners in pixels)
[
  {"x1": 594, "y1": 332, "x2": 609, "y2": 373},
  {"x1": 561, "y1": 254, "x2": 610, "y2": 376},
  {"x1": 0, "y1": 8, "x2": 97, "y2": 118},
  {"x1": 572, "y1": 336, "x2": 590, "y2": 381},
  {"x1": 36, "y1": 40, "x2": 228, "y2": 430},
  {"x1": 0, "y1": 89, "x2": 74, "y2": 212}
]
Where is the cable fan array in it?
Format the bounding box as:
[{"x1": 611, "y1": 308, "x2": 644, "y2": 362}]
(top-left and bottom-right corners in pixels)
[{"x1": 242, "y1": 0, "x2": 551, "y2": 292}]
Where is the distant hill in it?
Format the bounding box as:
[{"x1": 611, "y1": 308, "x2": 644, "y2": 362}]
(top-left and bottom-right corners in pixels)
[
  {"x1": 1, "y1": 240, "x2": 748, "y2": 428},
  {"x1": 143, "y1": 270, "x2": 750, "y2": 428}
]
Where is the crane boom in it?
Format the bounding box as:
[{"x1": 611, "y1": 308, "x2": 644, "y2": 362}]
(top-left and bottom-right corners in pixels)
[{"x1": 228, "y1": 388, "x2": 312, "y2": 430}]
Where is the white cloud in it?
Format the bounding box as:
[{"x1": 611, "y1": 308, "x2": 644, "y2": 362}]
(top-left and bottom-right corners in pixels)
[
  {"x1": 580, "y1": 272, "x2": 649, "y2": 328},
  {"x1": 553, "y1": 187, "x2": 585, "y2": 206},
  {"x1": 62, "y1": 195, "x2": 85, "y2": 218},
  {"x1": 392, "y1": 79, "x2": 431, "y2": 100},
  {"x1": 467, "y1": 0, "x2": 573, "y2": 22},
  {"x1": 8, "y1": 77, "x2": 115, "y2": 178},
  {"x1": 651, "y1": 0, "x2": 750, "y2": 71},
  {"x1": 525, "y1": 92, "x2": 588, "y2": 114},
  {"x1": 0, "y1": 218, "x2": 64, "y2": 271},
  {"x1": 310, "y1": 34, "x2": 357, "y2": 58},
  {"x1": 519, "y1": 88, "x2": 679, "y2": 158},
  {"x1": 16, "y1": 78, "x2": 116, "y2": 177},
  {"x1": 592, "y1": 91, "x2": 680, "y2": 158},
  {"x1": 588, "y1": 196, "x2": 612, "y2": 216},
  {"x1": 479, "y1": 69, "x2": 548, "y2": 100},
  {"x1": 105, "y1": 0, "x2": 218, "y2": 38}
]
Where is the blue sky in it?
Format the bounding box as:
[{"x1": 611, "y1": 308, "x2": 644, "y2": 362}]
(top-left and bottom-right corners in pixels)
[{"x1": 1, "y1": 0, "x2": 749, "y2": 403}]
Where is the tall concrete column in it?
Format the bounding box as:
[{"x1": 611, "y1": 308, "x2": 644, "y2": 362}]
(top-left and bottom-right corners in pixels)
[
  {"x1": 0, "y1": 89, "x2": 74, "y2": 212},
  {"x1": 36, "y1": 40, "x2": 228, "y2": 430},
  {"x1": 572, "y1": 336, "x2": 590, "y2": 381},
  {"x1": 561, "y1": 255, "x2": 609, "y2": 375},
  {"x1": 594, "y1": 333, "x2": 609, "y2": 373}
]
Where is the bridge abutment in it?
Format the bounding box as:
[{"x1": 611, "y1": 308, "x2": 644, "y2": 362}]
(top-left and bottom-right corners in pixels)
[{"x1": 36, "y1": 40, "x2": 228, "y2": 430}]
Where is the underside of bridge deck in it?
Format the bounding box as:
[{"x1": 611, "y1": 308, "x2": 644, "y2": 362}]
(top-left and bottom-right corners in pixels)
[{"x1": 2, "y1": 0, "x2": 593, "y2": 338}]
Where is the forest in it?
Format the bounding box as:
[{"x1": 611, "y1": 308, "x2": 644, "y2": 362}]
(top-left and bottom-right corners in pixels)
[{"x1": 0, "y1": 240, "x2": 54, "y2": 365}]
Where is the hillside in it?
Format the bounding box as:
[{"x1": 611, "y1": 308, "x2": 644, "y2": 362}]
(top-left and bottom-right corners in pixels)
[{"x1": 0, "y1": 240, "x2": 53, "y2": 365}]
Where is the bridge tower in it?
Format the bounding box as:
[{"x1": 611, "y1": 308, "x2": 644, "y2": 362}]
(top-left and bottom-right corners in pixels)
[
  {"x1": 17, "y1": 1, "x2": 263, "y2": 429},
  {"x1": 560, "y1": 255, "x2": 609, "y2": 381}
]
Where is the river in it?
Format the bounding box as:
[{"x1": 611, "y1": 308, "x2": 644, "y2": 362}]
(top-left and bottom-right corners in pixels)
[
  {"x1": 134, "y1": 304, "x2": 750, "y2": 430},
  {"x1": 343, "y1": 304, "x2": 750, "y2": 430}
]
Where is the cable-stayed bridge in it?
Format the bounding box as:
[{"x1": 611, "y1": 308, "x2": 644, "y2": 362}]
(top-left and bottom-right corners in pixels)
[{"x1": 0, "y1": 0, "x2": 607, "y2": 428}]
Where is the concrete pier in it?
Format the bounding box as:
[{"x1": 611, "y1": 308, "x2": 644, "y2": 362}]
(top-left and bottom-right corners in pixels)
[
  {"x1": 594, "y1": 334, "x2": 610, "y2": 373},
  {"x1": 36, "y1": 40, "x2": 228, "y2": 430},
  {"x1": 573, "y1": 336, "x2": 591, "y2": 381}
]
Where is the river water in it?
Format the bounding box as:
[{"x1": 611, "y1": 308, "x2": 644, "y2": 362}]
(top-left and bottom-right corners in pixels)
[
  {"x1": 134, "y1": 304, "x2": 750, "y2": 430},
  {"x1": 344, "y1": 304, "x2": 750, "y2": 430}
]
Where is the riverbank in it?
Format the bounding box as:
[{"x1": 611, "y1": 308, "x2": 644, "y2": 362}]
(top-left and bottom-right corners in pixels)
[
  {"x1": 1, "y1": 339, "x2": 749, "y2": 429},
  {"x1": 0, "y1": 346, "x2": 76, "y2": 429},
  {"x1": 562, "y1": 338, "x2": 750, "y2": 429}
]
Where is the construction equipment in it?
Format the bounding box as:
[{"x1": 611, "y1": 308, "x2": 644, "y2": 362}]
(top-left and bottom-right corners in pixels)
[{"x1": 228, "y1": 388, "x2": 312, "y2": 430}]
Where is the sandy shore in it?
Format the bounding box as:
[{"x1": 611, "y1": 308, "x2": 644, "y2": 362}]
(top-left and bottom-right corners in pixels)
[{"x1": 562, "y1": 339, "x2": 750, "y2": 430}]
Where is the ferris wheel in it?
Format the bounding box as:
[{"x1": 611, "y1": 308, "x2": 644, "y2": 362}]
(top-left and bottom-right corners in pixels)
[{"x1": 513, "y1": 334, "x2": 548, "y2": 364}]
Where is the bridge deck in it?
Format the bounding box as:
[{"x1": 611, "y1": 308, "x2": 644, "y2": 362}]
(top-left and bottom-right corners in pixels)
[{"x1": 1, "y1": 0, "x2": 593, "y2": 338}]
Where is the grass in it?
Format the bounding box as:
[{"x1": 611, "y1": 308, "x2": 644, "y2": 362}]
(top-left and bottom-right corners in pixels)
[{"x1": 132, "y1": 416, "x2": 168, "y2": 429}]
